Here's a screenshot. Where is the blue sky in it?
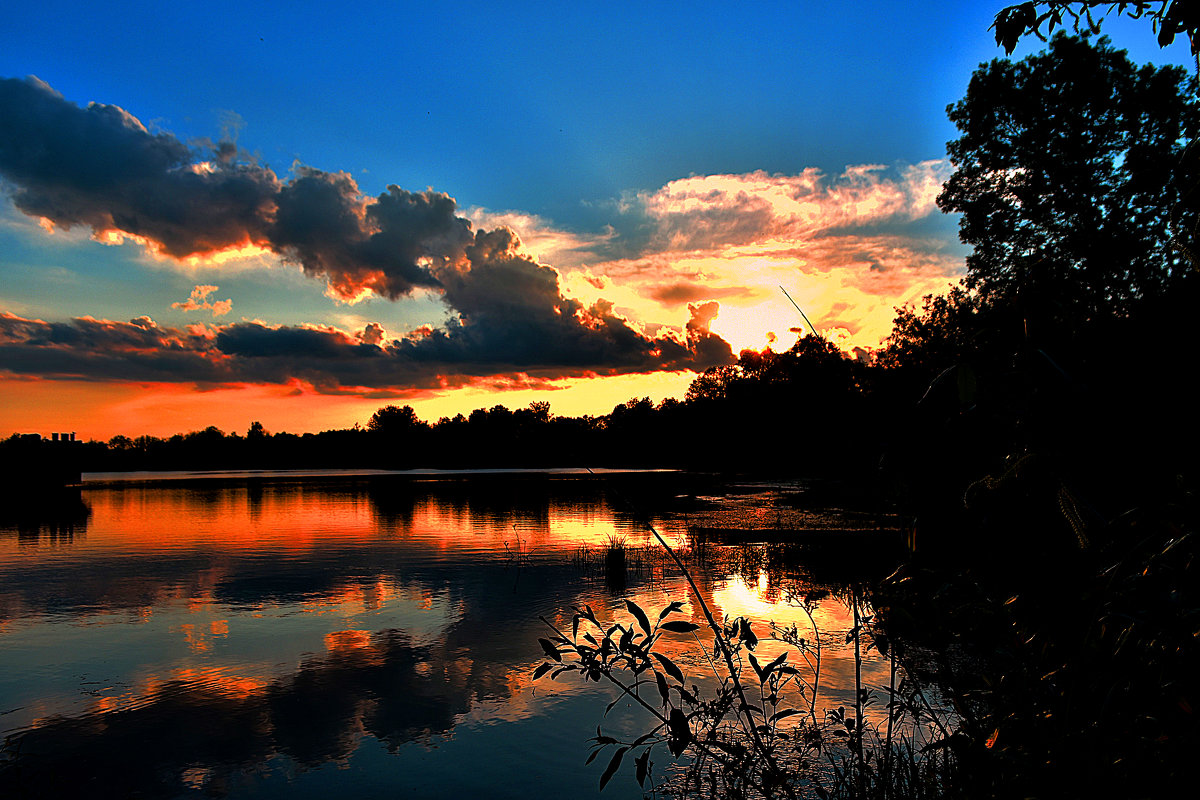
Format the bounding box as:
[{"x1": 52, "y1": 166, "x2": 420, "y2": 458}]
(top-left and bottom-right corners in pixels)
[
  {"x1": 0, "y1": 1, "x2": 1193, "y2": 437},
  {"x1": 5, "y1": 3, "x2": 1009, "y2": 209}
]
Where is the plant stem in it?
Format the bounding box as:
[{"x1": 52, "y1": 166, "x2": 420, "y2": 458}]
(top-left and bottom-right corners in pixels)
[
  {"x1": 885, "y1": 645, "x2": 896, "y2": 800},
  {"x1": 588, "y1": 471, "x2": 775, "y2": 765},
  {"x1": 853, "y1": 587, "x2": 865, "y2": 796}
]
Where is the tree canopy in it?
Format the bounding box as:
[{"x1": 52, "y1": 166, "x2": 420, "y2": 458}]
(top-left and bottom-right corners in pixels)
[
  {"x1": 993, "y1": 2, "x2": 1200, "y2": 55},
  {"x1": 937, "y1": 33, "x2": 1198, "y2": 340}
]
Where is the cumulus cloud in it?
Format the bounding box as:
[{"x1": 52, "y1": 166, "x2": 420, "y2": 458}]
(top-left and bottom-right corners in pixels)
[
  {"x1": 547, "y1": 162, "x2": 964, "y2": 352},
  {"x1": 0, "y1": 77, "x2": 279, "y2": 258},
  {"x1": 0, "y1": 76, "x2": 468, "y2": 300},
  {"x1": 270, "y1": 168, "x2": 471, "y2": 299},
  {"x1": 358, "y1": 322, "x2": 386, "y2": 346},
  {"x1": 629, "y1": 162, "x2": 953, "y2": 253},
  {"x1": 0, "y1": 75, "x2": 963, "y2": 376},
  {"x1": 395, "y1": 227, "x2": 734, "y2": 374},
  {"x1": 463, "y1": 207, "x2": 606, "y2": 270},
  {"x1": 172, "y1": 285, "x2": 232, "y2": 317},
  {"x1": 0, "y1": 291, "x2": 732, "y2": 393}
]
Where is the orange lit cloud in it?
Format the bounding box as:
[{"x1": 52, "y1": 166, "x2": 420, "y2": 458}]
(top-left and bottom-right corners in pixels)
[
  {"x1": 0, "y1": 76, "x2": 965, "y2": 431},
  {"x1": 172, "y1": 285, "x2": 232, "y2": 317},
  {"x1": 536, "y1": 162, "x2": 962, "y2": 354},
  {"x1": 0, "y1": 297, "x2": 731, "y2": 399},
  {"x1": 464, "y1": 207, "x2": 608, "y2": 270}
]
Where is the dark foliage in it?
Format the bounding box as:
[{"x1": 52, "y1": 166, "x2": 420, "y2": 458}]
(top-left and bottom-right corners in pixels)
[
  {"x1": 940, "y1": 33, "x2": 1197, "y2": 333},
  {"x1": 13, "y1": 331, "x2": 909, "y2": 478},
  {"x1": 865, "y1": 31, "x2": 1200, "y2": 799},
  {"x1": 993, "y1": 2, "x2": 1199, "y2": 55}
]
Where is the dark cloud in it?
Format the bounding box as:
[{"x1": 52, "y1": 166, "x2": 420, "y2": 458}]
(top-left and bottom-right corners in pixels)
[
  {"x1": 271, "y1": 169, "x2": 470, "y2": 299},
  {"x1": 0, "y1": 77, "x2": 736, "y2": 387},
  {"x1": 647, "y1": 281, "x2": 757, "y2": 307},
  {"x1": 359, "y1": 322, "x2": 386, "y2": 346},
  {"x1": 0, "y1": 312, "x2": 228, "y2": 384},
  {"x1": 0, "y1": 77, "x2": 279, "y2": 258},
  {"x1": 410, "y1": 227, "x2": 734, "y2": 373},
  {"x1": 0, "y1": 293, "x2": 733, "y2": 393},
  {"x1": 0, "y1": 76, "x2": 467, "y2": 298}
]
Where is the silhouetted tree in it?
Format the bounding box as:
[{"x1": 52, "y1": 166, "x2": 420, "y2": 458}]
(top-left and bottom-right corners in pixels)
[
  {"x1": 939, "y1": 34, "x2": 1198, "y2": 341},
  {"x1": 992, "y1": 1, "x2": 1199, "y2": 55},
  {"x1": 526, "y1": 400, "x2": 551, "y2": 423},
  {"x1": 684, "y1": 364, "x2": 739, "y2": 402},
  {"x1": 881, "y1": 287, "x2": 983, "y2": 371},
  {"x1": 367, "y1": 405, "x2": 423, "y2": 435}
]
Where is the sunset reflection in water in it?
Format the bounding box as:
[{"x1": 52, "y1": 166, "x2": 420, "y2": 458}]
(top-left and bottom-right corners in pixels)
[{"x1": 0, "y1": 474, "x2": 894, "y2": 799}]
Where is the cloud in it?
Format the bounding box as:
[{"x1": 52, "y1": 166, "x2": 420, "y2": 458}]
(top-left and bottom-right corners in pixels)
[
  {"x1": 464, "y1": 207, "x2": 606, "y2": 270},
  {"x1": 0, "y1": 312, "x2": 230, "y2": 384},
  {"x1": 0, "y1": 77, "x2": 279, "y2": 258},
  {"x1": 359, "y1": 322, "x2": 386, "y2": 346},
  {"x1": 646, "y1": 281, "x2": 758, "y2": 307},
  {"x1": 392, "y1": 227, "x2": 734, "y2": 375},
  {"x1": 546, "y1": 162, "x2": 963, "y2": 352},
  {"x1": 0, "y1": 287, "x2": 733, "y2": 393},
  {"x1": 587, "y1": 162, "x2": 953, "y2": 259},
  {"x1": 0, "y1": 76, "x2": 469, "y2": 300},
  {"x1": 270, "y1": 168, "x2": 471, "y2": 299},
  {"x1": 172, "y1": 285, "x2": 232, "y2": 317},
  {"x1": 0, "y1": 76, "x2": 962, "y2": 372}
]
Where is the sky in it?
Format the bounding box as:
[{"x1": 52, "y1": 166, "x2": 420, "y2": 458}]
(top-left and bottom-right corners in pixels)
[{"x1": 0, "y1": 1, "x2": 1192, "y2": 440}]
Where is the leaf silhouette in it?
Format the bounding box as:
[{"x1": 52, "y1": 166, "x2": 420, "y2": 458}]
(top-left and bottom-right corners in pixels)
[
  {"x1": 599, "y1": 746, "x2": 628, "y2": 790},
  {"x1": 658, "y1": 600, "x2": 685, "y2": 620},
  {"x1": 652, "y1": 652, "x2": 685, "y2": 683},
  {"x1": 634, "y1": 750, "x2": 651, "y2": 787},
  {"x1": 626, "y1": 599, "x2": 652, "y2": 638},
  {"x1": 538, "y1": 638, "x2": 562, "y2": 662}
]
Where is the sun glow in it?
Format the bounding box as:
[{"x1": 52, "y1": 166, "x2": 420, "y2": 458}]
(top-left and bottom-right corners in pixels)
[
  {"x1": 708, "y1": 300, "x2": 802, "y2": 354},
  {"x1": 178, "y1": 240, "x2": 273, "y2": 268}
]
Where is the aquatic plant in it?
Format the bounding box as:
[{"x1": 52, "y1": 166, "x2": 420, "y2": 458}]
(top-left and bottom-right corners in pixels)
[
  {"x1": 502, "y1": 526, "x2": 535, "y2": 567},
  {"x1": 533, "y1": 524, "x2": 960, "y2": 799},
  {"x1": 604, "y1": 533, "x2": 627, "y2": 570}
]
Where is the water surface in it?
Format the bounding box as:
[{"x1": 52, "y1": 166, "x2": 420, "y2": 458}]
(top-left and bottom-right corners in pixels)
[{"x1": 1, "y1": 472, "x2": 892, "y2": 799}]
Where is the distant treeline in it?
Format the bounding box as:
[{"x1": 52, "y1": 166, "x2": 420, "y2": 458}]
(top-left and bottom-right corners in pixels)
[{"x1": 9, "y1": 334, "x2": 914, "y2": 477}]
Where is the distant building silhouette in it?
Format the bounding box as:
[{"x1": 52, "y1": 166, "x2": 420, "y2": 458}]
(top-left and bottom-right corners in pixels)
[{"x1": 0, "y1": 431, "x2": 82, "y2": 493}]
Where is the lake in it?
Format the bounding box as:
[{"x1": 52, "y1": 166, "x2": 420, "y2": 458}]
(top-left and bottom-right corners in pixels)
[{"x1": 0, "y1": 471, "x2": 904, "y2": 799}]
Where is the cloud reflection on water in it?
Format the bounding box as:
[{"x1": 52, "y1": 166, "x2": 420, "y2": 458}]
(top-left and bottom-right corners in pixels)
[{"x1": 0, "y1": 476, "x2": 894, "y2": 798}]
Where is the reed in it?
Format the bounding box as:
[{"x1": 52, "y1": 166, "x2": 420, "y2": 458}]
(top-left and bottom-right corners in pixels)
[{"x1": 534, "y1": 545, "x2": 960, "y2": 798}]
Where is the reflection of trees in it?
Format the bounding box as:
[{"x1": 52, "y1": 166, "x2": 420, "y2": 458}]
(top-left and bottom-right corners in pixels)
[
  {"x1": 365, "y1": 478, "x2": 422, "y2": 526},
  {"x1": 0, "y1": 627, "x2": 497, "y2": 799},
  {"x1": 0, "y1": 487, "x2": 90, "y2": 544},
  {"x1": 366, "y1": 475, "x2": 662, "y2": 536},
  {"x1": 0, "y1": 476, "x2": 904, "y2": 797},
  {"x1": 0, "y1": 478, "x2": 645, "y2": 618},
  {"x1": 374, "y1": 476, "x2": 578, "y2": 525},
  {"x1": 0, "y1": 533, "x2": 895, "y2": 799},
  {"x1": 0, "y1": 551, "x2": 614, "y2": 798},
  {"x1": 245, "y1": 480, "x2": 264, "y2": 521}
]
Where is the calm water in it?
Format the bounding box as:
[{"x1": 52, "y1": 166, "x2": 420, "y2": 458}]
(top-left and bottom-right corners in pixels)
[{"x1": 0, "y1": 472, "x2": 893, "y2": 799}]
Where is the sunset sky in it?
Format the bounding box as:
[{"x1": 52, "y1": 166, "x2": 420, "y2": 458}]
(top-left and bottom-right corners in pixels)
[{"x1": 1, "y1": 2, "x2": 1190, "y2": 440}]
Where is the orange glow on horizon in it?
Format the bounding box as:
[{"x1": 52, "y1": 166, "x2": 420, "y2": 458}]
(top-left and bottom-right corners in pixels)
[
  {"x1": 0, "y1": 378, "x2": 382, "y2": 440},
  {"x1": 0, "y1": 371, "x2": 705, "y2": 441}
]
